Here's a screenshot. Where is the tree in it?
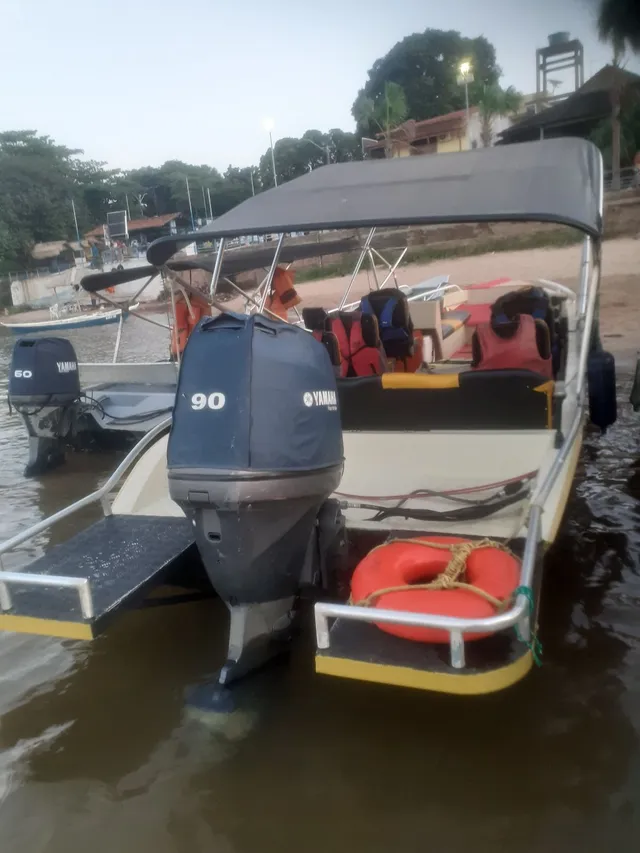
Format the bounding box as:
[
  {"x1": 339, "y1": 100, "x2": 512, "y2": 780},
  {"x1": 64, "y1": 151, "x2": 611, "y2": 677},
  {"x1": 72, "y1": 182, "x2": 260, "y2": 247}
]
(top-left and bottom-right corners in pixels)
[
  {"x1": 590, "y1": 91, "x2": 640, "y2": 168},
  {"x1": 353, "y1": 29, "x2": 500, "y2": 135},
  {"x1": 353, "y1": 82, "x2": 408, "y2": 156},
  {"x1": 476, "y1": 84, "x2": 522, "y2": 147},
  {"x1": 0, "y1": 131, "x2": 93, "y2": 265},
  {"x1": 598, "y1": 0, "x2": 640, "y2": 51},
  {"x1": 327, "y1": 128, "x2": 362, "y2": 162},
  {"x1": 597, "y1": 0, "x2": 640, "y2": 189}
]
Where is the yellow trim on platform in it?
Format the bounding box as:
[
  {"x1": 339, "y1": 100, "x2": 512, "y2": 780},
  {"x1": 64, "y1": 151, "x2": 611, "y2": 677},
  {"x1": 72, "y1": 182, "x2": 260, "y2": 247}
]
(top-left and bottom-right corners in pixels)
[
  {"x1": 0, "y1": 614, "x2": 93, "y2": 641},
  {"x1": 382, "y1": 372, "x2": 460, "y2": 390},
  {"x1": 316, "y1": 649, "x2": 533, "y2": 695}
]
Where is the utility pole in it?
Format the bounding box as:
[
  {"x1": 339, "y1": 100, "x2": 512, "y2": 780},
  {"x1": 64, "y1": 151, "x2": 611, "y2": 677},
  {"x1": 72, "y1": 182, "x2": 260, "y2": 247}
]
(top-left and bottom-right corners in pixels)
[
  {"x1": 125, "y1": 193, "x2": 132, "y2": 221},
  {"x1": 457, "y1": 60, "x2": 474, "y2": 149},
  {"x1": 185, "y1": 177, "x2": 195, "y2": 229},
  {"x1": 250, "y1": 169, "x2": 256, "y2": 196},
  {"x1": 269, "y1": 130, "x2": 277, "y2": 187},
  {"x1": 207, "y1": 187, "x2": 213, "y2": 219},
  {"x1": 202, "y1": 186, "x2": 208, "y2": 221},
  {"x1": 71, "y1": 198, "x2": 81, "y2": 247}
]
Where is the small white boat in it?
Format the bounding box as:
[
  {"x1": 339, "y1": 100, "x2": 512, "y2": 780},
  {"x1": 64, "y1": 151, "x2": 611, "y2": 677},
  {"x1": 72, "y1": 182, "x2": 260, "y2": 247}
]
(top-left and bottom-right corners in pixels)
[{"x1": 1, "y1": 304, "x2": 137, "y2": 334}]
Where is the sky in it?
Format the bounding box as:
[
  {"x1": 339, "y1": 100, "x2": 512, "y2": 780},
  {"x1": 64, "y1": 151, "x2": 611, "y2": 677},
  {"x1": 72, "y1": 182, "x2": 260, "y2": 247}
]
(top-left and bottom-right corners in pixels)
[{"x1": 1, "y1": 0, "x2": 638, "y2": 173}]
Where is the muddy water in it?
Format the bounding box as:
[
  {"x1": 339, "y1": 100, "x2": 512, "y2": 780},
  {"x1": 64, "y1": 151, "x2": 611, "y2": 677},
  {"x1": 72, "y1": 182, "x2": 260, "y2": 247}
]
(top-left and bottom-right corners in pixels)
[{"x1": 0, "y1": 319, "x2": 640, "y2": 853}]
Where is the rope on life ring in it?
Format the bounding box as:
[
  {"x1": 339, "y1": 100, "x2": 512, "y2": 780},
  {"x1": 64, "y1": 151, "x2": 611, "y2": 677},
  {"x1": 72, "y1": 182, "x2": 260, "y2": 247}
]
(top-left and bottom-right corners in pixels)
[{"x1": 352, "y1": 537, "x2": 516, "y2": 611}]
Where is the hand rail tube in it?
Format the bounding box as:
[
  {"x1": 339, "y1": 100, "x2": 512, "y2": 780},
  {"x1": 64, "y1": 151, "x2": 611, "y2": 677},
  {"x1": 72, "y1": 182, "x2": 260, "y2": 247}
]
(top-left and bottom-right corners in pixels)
[
  {"x1": 315, "y1": 408, "x2": 584, "y2": 664},
  {"x1": 0, "y1": 573, "x2": 94, "y2": 620},
  {"x1": 0, "y1": 416, "x2": 172, "y2": 558}
]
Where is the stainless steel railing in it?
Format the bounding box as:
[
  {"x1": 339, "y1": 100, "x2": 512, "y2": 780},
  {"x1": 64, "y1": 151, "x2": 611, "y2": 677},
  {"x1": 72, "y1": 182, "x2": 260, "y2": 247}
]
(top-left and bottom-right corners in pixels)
[
  {"x1": 314, "y1": 406, "x2": 584, "y2": 670},
  {"x1": 0, "y1": 417, "x2": 172, "y2": 621}
]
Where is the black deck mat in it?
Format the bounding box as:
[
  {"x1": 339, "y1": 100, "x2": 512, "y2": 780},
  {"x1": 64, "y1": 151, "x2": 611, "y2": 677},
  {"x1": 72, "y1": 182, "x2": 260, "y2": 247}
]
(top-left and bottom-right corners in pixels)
[
  {"x1": 6, "y1": 515, "x2": 195, "y2": 628},
  {"x1": 319, "y1": 617, "x2": 527, "y2": 676}
]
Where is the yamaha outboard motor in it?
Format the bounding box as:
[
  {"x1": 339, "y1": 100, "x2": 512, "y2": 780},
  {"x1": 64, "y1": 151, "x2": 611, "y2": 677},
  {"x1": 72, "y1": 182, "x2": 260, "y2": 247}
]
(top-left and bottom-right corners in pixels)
[
  {"x1": 168, "y1": 312, "x2": 343, "y2": 699},
  {"x1": 8, "y1": 337, "x2": 80, "y2": 476}
]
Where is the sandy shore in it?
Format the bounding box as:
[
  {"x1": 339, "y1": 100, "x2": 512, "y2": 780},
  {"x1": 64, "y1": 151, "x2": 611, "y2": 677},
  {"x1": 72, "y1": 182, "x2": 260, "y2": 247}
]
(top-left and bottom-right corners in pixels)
[{"x1": 287, "y1": 236, "x2": 640, "y2": 368}]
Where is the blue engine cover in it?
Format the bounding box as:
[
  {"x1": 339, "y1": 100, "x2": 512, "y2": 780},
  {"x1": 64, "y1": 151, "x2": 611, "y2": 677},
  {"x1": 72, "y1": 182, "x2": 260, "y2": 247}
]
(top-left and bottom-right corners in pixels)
[
  {"x1": 9, "y1": 337, "x2": 80, "y2": 405},
  {"x1": 167, "y1": 312, "x2": 344, "y2": 473}
]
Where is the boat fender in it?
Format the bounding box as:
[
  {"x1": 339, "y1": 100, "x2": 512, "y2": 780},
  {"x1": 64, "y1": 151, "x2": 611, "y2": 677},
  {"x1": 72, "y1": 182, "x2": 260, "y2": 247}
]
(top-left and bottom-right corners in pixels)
[
  {"x1": 630, "y1": 355, "x2": 640, "y2": 413},
  {"x1": 587, "y1": 349, "x2": 617, "y2": 433}
]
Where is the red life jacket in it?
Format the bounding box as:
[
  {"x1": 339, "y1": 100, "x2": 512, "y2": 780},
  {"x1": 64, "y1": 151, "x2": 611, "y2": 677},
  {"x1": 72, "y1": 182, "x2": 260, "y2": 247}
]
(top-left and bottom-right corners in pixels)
[
  {"x1": 473, "y1": 313, "x2": 552, "y2": 378},
  {"x1": 330, "y1": 314, "x2": 387, "y2": 377}
]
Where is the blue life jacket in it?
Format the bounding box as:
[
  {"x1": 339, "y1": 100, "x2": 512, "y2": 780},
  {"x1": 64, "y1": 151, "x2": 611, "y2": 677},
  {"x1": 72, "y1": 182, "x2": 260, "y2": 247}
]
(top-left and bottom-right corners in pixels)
[
  {"x1": 360, "y1": 295, "x2": 409, "y2": 344},
  {"x1": 492, "y1": 288, "x2": 549, "y2": 326}
]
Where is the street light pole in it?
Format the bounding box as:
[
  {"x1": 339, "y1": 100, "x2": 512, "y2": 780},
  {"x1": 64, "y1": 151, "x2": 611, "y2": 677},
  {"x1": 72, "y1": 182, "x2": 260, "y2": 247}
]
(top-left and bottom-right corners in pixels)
[
  {"x1": 185, "y1": 177, "x2": 195, "y2": 229},
  {"x1": 269, "y1": 130, "x2": 277, "y2": 187},
  {"x1": 457, "y1": 61, "x2": 474, "y2": 150},
  {"x1": 305, "y1": 136, "x2": 331, "y2": 166}
]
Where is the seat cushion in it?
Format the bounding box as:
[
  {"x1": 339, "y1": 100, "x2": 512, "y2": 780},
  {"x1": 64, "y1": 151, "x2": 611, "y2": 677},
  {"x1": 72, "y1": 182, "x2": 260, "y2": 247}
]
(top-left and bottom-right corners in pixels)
[
  {"x1": 441, "y1": 310, "x2": 471, "y2": 340},
  {"x1": 338, "y1": 370, "x2": 553, "y2": 431}
]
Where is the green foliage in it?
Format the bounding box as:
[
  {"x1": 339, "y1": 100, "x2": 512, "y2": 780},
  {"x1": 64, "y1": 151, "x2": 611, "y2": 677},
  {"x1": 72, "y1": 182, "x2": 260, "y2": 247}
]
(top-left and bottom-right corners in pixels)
[
  {"x1": 476, "y1": 84, "x2": 522, "y2": 147},
  {"x1": 598, "y1": 0, "x2": 640, "y2": 54},
  {"x1": 590, "y1": 90, "x2": 640, "y2": 167},
  {"x1": 0, "y1": 130, "x2": 96, "y2": 265},
  {"x1": 353, "y1": 28, "x2": 500, "y2": 135},
  {"x1": 353, "y1": 83, "x2": 408, "y2": 154},
  {"x1": 258, "y1": 129, "x2": 361, "y2": 187}
]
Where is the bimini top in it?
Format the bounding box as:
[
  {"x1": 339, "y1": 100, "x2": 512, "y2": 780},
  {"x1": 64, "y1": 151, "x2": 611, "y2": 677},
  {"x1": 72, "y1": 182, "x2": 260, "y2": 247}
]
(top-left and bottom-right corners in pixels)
[{"x1": 147, "y1": 138, "x2": 603, "y2": 265}]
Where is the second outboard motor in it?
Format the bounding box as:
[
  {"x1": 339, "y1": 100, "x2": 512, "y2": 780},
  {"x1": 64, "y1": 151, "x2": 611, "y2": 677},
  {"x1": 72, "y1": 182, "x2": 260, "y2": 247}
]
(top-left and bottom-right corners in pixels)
[
  {"x1": 8, "y1": 337, "x2": 80, "y2": 476},
  {"x1": 168, "y1": 312, "x2": 343, "y2": 694},
  {"x1": 588, "y1": 349, "x2": 617, "y2": 433}
]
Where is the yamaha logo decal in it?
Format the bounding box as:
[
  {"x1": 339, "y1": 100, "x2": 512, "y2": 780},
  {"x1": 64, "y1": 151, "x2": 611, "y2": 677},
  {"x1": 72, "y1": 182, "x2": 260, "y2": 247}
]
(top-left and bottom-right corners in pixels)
[{"x1": 303, "y1": 390, "x2": 337, "y2": 411}]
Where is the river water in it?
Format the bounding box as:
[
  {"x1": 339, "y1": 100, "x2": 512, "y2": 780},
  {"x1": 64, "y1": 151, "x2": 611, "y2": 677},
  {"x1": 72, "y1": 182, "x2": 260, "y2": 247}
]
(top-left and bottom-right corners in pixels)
[{"x1": 0, "y1": 318, "x2": 639, "y2": 853}]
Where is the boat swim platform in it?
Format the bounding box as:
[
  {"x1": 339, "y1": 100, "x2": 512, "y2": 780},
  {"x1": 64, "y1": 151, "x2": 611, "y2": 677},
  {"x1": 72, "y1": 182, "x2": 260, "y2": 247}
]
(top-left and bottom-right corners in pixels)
[
  {"x1": 0, "y1": 516, "x2": 198, "y2": 640},
  {"x1": 315, "y1": 619, "x2": 533, "y2": 695}
]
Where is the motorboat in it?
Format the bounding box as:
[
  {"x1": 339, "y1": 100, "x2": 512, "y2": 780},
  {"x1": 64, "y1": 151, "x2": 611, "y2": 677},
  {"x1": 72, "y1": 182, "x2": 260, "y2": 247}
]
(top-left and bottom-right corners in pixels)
[
  {"x1": 0, "y1": 139, "x2": 615, "y2": 715},
  {"x1": 5, "y1": 265, "x2": 176, "y2": 476},
  {"x1": 1, "y1": 304, "x2": 136, "y2": 334},
  {"x1": 5, "y1": 242, "x2": 367, "y2": 476}
]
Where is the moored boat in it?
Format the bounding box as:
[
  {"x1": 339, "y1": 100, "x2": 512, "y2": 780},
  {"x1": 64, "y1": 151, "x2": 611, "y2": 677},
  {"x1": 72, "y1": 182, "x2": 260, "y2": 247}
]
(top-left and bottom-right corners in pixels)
[{"x1": 0, "y1": 138, "x2": 615, "y2": 716}]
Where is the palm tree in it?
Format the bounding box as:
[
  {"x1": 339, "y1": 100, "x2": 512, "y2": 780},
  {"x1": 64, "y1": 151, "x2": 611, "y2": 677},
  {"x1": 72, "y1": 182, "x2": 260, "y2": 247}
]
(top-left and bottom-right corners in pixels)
[
  {"x1": 597, "y1": 0, "x2": 640, "y2": 189},
  {"x1": 354, "y1": 82, "x2": 409, "y2": 157},
  {"x1": 476, "y1": 85, "x2": 522, "y2": 147}
]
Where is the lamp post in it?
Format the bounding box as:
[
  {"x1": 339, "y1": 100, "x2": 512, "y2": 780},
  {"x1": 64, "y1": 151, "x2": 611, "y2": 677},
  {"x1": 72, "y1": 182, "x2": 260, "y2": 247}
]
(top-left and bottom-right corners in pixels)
[
  {"x1": 457, "y1": 60, "x2": 474, "y2": 149},
  {"x1": 264, "y1": 119, "x2": 277, "y2": 187},
  {"x1": 305, "y1": 136, "x2": 331, "y2": 166}
]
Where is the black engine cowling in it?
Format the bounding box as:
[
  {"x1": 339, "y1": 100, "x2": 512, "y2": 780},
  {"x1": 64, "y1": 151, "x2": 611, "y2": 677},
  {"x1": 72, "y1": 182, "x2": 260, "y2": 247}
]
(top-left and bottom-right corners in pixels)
[
  {"x1": 167, "y1": 312, "x2": 344, "y2": 606},
  {"x1": 9, "y1": 337, "x2": 80, "y2": 408}
]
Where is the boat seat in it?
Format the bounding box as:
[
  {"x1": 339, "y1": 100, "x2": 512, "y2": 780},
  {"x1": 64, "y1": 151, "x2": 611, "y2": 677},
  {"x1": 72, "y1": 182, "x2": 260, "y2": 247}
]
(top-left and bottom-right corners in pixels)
[
  {"x1": 471, "y1": 318, "x2": 551, "y2": 366},
  {"x1": 319, "y1": 331, "x2": 341, "y2": 372},
  {"x1": 338, "y1": 370, "x2": 554, "y2": 431},
  {"x1": 302, "y1": 307, "x2": 329, "y2": 336},
  {"x1": 359, "y1": 289, "x2": 414, "y2": 359}
]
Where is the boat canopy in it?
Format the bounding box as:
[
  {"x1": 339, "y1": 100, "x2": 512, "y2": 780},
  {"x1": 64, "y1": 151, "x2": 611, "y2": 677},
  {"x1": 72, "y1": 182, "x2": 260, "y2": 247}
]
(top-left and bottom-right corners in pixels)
[{"x1": 146, "y1": 138, "x2": 603, "y2": 267}]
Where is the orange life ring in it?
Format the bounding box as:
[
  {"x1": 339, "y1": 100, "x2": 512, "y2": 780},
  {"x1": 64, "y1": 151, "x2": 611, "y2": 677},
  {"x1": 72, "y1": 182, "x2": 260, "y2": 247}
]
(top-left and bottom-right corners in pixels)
[{"x1": 350, "y1": 536, "x2": 520, "y2": 644}]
